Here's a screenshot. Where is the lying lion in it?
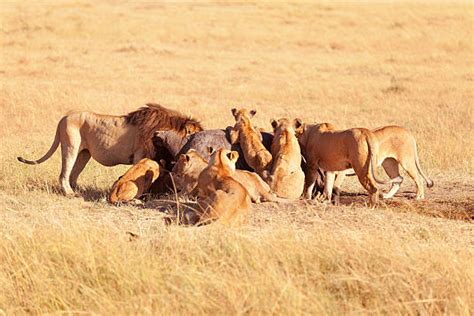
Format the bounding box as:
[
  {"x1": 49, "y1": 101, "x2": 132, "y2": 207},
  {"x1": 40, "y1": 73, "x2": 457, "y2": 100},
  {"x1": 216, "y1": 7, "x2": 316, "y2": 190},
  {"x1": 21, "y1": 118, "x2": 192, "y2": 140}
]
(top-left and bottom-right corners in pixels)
[
  {"x1": 266, "y1": 118, "x2": 305, "y2": 199},
  {"x1": 329, "y1": 125, "x2": 434, "y2": 200},
  {"x1": 194, "y1": 148, "x2": 251, "y2": 226},
  {"x1": 296, "y1": 122, "x2": 402, "y2": 206},
  {"x1": 109, "y1": 158, "x2": 161, "y2": 204},
  {"x1": 229, "y1": 108, "x2": 273, "y2": 177},
  {"x1": 172, "y1": 149, "x2": 209, "y2": 195},
  {"x1": 172, "y1": 150, "x2": 284, "y2": 203},
  {"x1": 17, "y1": 103, "x2": 202, "y2": 196}
]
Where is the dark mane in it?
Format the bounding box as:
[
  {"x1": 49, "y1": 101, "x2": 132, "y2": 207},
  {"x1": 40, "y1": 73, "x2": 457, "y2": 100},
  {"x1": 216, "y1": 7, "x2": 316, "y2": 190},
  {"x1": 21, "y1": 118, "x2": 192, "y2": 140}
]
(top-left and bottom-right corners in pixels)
[{"x1": 125, "y1": 103, "x2": 203, "y2": 158}]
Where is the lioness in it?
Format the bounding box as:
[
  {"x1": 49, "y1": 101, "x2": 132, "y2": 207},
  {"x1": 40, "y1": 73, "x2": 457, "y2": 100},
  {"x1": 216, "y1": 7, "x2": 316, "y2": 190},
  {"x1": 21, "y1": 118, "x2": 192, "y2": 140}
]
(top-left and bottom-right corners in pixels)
[
  {"x1": 17, "y1": 104, "x2": 202, "y2": 196},
  {"x1": 195, "y1": 148, "x2": 251, "y2": 226},
  {"x1": 266, "y1": 118, "x2": 305, "y2": 199},
  {"x1": 154, "y1": 128, "x2": 274, "y2": 171},
  {"x1": 109, "y1": 158, "x2": 161, "y2": 204},
  {"x1": 331, "y1": 125, "x2": 434, "y2": 200},
  {"x1": 172, "y1": 149, "x2": 209, "y2": 195},
  {"x1": 296, "y1": 122, "x2": 402, "y2": 206},
  {"x1": 229, "y1": 108, "x2": 273, "y2": 177},
  {"x1": 172, "y1": 150, "x2": 284, "y2": 203}
]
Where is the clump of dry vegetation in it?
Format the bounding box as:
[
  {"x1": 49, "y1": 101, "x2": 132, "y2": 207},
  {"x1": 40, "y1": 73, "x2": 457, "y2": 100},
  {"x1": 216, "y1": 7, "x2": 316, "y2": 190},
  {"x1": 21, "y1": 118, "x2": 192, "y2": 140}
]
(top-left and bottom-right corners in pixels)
[{"x1": 0, "y1": 1, "x2": 473, "y2": 314}]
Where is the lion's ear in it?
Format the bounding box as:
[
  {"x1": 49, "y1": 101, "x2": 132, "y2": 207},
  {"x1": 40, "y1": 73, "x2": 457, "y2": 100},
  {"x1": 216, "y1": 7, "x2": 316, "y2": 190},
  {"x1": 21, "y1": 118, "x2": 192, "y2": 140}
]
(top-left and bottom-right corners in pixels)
[
  {"x1": 185, "y1": 154, "x2": 190, "y2": 162},
  {"x1": 144, "y1": 170, "x2": 154, "y2": 185},
  {"x1": 227, "y1": 151, "x2": 239, "y2": 163},
  {"x1": 153, "y1": 131, "x2": 164, "y2": 142},
  {"x1": 270, "y1": 119, "x2": 278, "y2": 129},
  {"x1": 207, "y1": 146, "x2": 215, "y2": 155},
  {"x1": 231, "y1": 108, "x2": 237, "y2": 117},
  {"x1": 294, "y1": 118, "x2": 303, "y2": 131},
  {"x1": 184, "y1": 126, "x2": 191, "y2": 136},
  {"x1": 249, "y1": 109, "x2": 257, "y2": 117}
]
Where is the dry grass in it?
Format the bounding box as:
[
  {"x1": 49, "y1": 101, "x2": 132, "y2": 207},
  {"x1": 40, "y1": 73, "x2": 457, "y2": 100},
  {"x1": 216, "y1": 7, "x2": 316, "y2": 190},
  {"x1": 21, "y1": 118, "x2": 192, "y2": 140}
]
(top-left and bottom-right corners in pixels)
[{"x1": 1, "y1": 1, "x2": 473, "y2": 314}]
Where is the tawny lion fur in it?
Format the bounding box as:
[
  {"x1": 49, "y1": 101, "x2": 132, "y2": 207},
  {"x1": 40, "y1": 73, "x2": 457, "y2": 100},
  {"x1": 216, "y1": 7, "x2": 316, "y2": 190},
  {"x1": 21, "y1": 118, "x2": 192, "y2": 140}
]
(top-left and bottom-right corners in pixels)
[
  {"x1": 194, "y1": 149, "x2": 251, "y2": 226},
  {"x1": 229, "y1": 108, "x2": 272, "y2": 177},
  {"x1": 17, "y1": 103, "x2": 202, "y2": 196},
  {"x1": 296, "y1": 122, "x2": 403, "y2": 206},
  {"x1": 109, "y1": 158, "x2": 161, "y2": 204},
  {"x1": 266, "y1": 118, "x2": 305, "y2": 199},
  {"x1": 332, "y1": 125, "x2": 434, "y2": 200},
  {"x1": 172, "y1": 149, "x2": 209, "y2": 195},
  {"x1": 172, "y1": 150, "x2": 284, "y2": 203}
]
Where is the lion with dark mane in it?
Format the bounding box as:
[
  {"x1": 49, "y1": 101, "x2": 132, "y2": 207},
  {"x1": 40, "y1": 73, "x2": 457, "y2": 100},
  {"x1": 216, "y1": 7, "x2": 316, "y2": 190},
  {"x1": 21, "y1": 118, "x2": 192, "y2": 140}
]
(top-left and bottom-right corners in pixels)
[{"x1": 17, "y1": 103, "x2": 203, "y2": 196}]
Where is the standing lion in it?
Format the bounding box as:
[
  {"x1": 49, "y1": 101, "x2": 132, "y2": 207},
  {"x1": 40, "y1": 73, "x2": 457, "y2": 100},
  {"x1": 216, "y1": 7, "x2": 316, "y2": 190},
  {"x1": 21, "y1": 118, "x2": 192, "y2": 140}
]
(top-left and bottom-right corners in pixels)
[{"x1": 17, "y1": 103, "x2": 202, "y2": 196}]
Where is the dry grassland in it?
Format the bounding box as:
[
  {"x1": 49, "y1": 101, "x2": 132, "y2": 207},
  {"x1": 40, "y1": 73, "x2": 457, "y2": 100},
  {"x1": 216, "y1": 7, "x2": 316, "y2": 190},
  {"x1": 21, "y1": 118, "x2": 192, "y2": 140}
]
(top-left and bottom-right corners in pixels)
[{"x1": 1, "y1": 1, "x2": 473, "y2": 314}]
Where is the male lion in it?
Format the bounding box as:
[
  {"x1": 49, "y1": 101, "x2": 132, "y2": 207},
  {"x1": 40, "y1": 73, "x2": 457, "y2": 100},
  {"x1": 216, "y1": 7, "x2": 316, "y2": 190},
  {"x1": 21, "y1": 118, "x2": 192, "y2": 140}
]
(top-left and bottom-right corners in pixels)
[
  {"x1": 194, "y1": 148, "x2": 251, "y2": 226},
  {"x1": 330, "y1": 125, "x2": 434, "y2": 200},
  {"x1": 266, "y1": 118, "x2": 305, "y2": 199},
  {"x1": 172, "y1": 149, "x2": 284, "y2": 203},
  {"x1": 296, "y1": 122, "x2": 402, "y2": 206},
  {"x1": 17, "y1": 103, "x2": 202, "y2": 196},
  {"x1": 229, "y1": 108, "x2": 273, "y2": 177},
  {"x1": 109, "y1": 158, "x2": 161, "y2": 204}
]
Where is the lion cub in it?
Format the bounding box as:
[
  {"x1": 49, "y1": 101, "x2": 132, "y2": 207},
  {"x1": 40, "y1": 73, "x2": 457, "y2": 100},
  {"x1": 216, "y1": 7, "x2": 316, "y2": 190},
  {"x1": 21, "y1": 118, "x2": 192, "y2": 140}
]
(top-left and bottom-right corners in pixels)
[
  {"x1": 109, "y1": 158, "x2": 161, "y2": 204},
  {"x1": 195, "y1": 148, "x2": 251, "y2": 226},
  {"x1": 266, "y1": 118, "x2": 305, "y2": 199},
  {"x1": 229, "y1": 108, "x2": 272, "y2": 177},
  {"x1": 296, "y1": 122, "x2": 402, "y2": 206},
  {"x1": 172, "y1": 149, "x2": 282, "y2": 203}
]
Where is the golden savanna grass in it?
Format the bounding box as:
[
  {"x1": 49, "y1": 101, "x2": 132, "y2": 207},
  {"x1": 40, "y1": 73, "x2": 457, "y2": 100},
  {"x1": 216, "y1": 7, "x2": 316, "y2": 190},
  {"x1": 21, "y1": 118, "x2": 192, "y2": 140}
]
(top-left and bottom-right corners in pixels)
[{"x1": 1, "y1": 1, "x2": 473, "y2": 314}]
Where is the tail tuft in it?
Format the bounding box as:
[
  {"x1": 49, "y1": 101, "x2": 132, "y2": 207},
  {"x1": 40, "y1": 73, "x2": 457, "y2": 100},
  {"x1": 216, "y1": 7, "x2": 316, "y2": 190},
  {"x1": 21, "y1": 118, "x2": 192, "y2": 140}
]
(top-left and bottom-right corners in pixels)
[
  {"x1": 427, "y1": 179, "x2": 434, "y2": 188},
  {"x1": 17, "y1": 156, "x2": 36, "y2": 164}
]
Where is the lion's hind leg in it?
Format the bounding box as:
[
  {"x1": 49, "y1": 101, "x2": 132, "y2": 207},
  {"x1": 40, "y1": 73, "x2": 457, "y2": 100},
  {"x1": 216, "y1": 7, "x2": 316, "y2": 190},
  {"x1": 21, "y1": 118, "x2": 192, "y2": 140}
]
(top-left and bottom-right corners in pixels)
[
  {"x1": 399, "y1": 158, "x2": 425, "y2": 200},
  {"x1": 69, "y1": 150, "x2": 91, "y2": 190},
  {"x1": 352, "y1": 161, "x2": 379, "y2": 207},
  {"x1": 381, "y1": 158, "x2": 403, "y2": 199},
  {"x1": 59, "y1": 128, "x2": 82, "y2": 196}
]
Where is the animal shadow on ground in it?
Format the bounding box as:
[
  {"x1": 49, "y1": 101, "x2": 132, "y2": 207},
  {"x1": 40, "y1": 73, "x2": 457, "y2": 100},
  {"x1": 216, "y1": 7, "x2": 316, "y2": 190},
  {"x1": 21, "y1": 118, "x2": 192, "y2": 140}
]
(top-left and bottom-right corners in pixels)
[
  {"x1": 25, "y1": 182, "x2": 109, "y2": 202},
  {"x1": 326, "y1": 189, "x2": 473, "y2": 221},
  {"x1": 76, "y1": 185, "x2": 109, "y2": 201},
  {"x1": 143, "y1": 193, "x2": 201, "y2": 225},
  {"x1": 335, "y1": 190, "x2": 414, "y2": 207},
  {"x1": 385, "y1": 197, "x2": 474, "y2": 221}
]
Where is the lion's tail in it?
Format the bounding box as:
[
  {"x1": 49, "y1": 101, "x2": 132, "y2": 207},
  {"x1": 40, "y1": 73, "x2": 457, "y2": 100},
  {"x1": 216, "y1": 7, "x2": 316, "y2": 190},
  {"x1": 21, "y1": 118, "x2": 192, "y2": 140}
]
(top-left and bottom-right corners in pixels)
[
  {"x1": 367, "y1": 133, "x2": 402, "y2": 185},
  {"x1": 413, "y1": 140, "x2": 434, "y2": 188},
  {"x1": 17, "y1": 121, "x2": 61, "y2": 165}
]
